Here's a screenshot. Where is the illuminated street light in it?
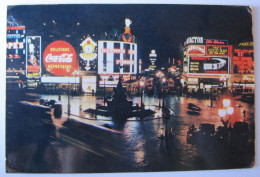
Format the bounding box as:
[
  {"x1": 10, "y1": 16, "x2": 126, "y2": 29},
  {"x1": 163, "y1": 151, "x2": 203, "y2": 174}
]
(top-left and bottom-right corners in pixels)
[
  {"x1": 227, "y1": 106, "x2": 234, "y2": 115},
  {"x1": 218, "y1": 109, "x2": 227, "y2": 118},
  {"x1": 223, "y1": 99, "x2": 231, "y2": 107},
  {"x1": 162, "y1": 77, "x2": 167, "y2": 106},
  {"x1": 162, "y1": 77, "x2": 166, "y2": 83}
]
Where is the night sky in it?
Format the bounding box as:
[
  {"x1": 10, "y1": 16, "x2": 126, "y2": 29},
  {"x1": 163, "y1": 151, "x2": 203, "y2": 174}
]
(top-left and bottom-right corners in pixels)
[{"x1": 7, "y1": 4, "x2": 253, "y2": 67}]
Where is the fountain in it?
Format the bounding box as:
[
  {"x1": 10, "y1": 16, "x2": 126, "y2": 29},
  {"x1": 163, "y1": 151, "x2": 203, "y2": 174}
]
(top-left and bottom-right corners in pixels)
[{"x1": 84, "y1": 77, "x2": 155, "y2": 121}]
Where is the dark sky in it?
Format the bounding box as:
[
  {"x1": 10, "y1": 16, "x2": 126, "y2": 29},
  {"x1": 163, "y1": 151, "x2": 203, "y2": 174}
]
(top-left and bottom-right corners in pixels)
[{"x1": 7, "y1": 4, "x2": 253, "y2": 67}]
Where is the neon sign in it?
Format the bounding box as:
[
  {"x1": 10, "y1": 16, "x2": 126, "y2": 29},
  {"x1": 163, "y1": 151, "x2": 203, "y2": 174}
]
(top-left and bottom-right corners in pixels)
[
  {"x1": 80, "y1": 36, "x2": 97, "y2": 70},
  {"x1": 7, "y1": 34, "x2": 24, "y2": 39},
  {"x1": 122, "y1": 18, "x2": 133, "y2": 42},
  {"x1": 7, "y1": 42, "x2": 24, "y2": 49},
  {"x1": 189, "y1": 56, "x2": 229, "y2": 74},
  {"x1": 101, "y1": 48, "x2": 126, "y2": 54},
  {"x1": 116, "y1": 59, "x2": 134, "y2": 65},
  {"x1": 239, "y1": 41, "x2": 254, "y2": 47},
  {"x1": 26, "y1": 36, "x2": 42, "y2": 78},
  {"x1": 187, "y1": 45, "x2": 205, "y2": 55},
  {"x1": 7, "y1": 16, "x2": 25, "y2": 30},
  {"x1": 205, "y1": 39, "x2": 228, "y2": 45},
  {"x1": 43, "y1": 40, "x2": 78, "y2": 76},
  {"x1": 206, "y1": 45, "x2": 230, "y2": 56},
  {"x1": 184, "y1": 37, "x2": 203, "y2": 46}
]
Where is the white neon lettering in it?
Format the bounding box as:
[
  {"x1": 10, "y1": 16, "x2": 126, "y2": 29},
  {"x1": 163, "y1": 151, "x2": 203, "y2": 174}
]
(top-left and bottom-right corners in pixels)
[{"x1": 45, "y1": 53, "x2": 73, "y2": 63}]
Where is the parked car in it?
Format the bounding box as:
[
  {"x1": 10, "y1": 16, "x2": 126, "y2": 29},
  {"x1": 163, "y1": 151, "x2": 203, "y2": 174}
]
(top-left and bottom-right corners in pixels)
[
  {"x1": 39, "y1": 98, "x2": 49, "y2": 106},
  {"x1": 49, "y1": 99, "x2": 57, "y2": 108}
]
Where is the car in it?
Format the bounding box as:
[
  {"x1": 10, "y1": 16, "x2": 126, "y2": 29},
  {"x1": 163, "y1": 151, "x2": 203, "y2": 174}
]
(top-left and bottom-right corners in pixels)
[
  {"x1": 199, "y1": 123, "x2": 215, "y2": 136},
  {"x1": 232, "y1": 122, "x2": 248, "y2": 136},
  {"x1": 49, "y1": 99, "x2": 57, "y2": 108},
  {"x1": 39, "y1": 98, "x2": 49, "y2": 106}
]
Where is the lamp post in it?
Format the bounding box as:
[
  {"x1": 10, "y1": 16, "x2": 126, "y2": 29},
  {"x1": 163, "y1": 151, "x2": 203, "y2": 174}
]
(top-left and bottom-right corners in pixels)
[
  {"x1": 219, "y1": 98, "x2": 234, "y2": 128},
  {"x1": 103, "y1": 79, "x2": 106, "y2": 106},
  {"x1": 162, "y1": 77, "x2": 167, "y2": 106},
  {"x1": 140, "y1": 80, "x2": 145, "y2": 109},
  {"x1": 155, "y1": 70, "x2": 164, "y2": 108},
  {"x1": 218, "y1": 108, "x2": 227, "y2": 127},
  {"x1": 220, "y1": 75, "x2": 227, "y2": 94},
  {"x1": 67, "y1": 81, "x2": 71, "y2": 116}
]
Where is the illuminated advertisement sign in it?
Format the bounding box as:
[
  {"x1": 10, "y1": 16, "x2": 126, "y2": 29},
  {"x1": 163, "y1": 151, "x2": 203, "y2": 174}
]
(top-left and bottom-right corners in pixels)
[
  {"x1": 7, "y1": 26, "x2": 26, "y2": 30},
  {"x1": 187, "y1": 45, "x2": 205, "y2": 55},
  {"x1": 43, "y1": 40, "x2": 79, "y2": 76},
  {"x1": 239, "y1": 41, "x2": 254, "y2": 47},
  {"x1": 206, "y1": 45, "x2": 230, "y2": 56},
  {"x1": 98, "y1": 41, "x2": 137, "y2": 75},
  {"x1": 82, "y1": 76, "x2": 97, "y2": 93},
  {"x1": 26, "y1": 36, "x2": 41, "y2": 78},
  {"x1": 122, "y1": 18, "x2": 133, "y2": 42},
  {"x1": 205, "y1": 39, "x2": 228, "y2": 45},
  {"x1": 189, "y1": 56, "x2": 229, "y2": 74},
  {"x1": 184, "y1": 37, "x2": 203, "y2": 46},
  {"x1": 233, "y1": 49, "x2": 254, "y2": 74},
  {"x1": 7, "y1": 34, "x2": 24, "y2": 39},
  {"x1": 6, "y1": 16, "x2": 26, "y2": 60},
  {"x1": 79, "y1": 36, "x2": 97, "y2": 70},
  {"x1": 7, "y1": 42, "x2": 24, "y2": 49}
]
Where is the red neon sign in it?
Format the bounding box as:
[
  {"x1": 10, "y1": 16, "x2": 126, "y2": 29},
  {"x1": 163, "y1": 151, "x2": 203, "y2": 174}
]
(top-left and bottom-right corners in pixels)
[
  {"x1": 43, "y1": 41, "x2": 78, "y2": 76},
  {"x1": 116, "y1": 59, "x2": 134, "y2": 65},
  {"x1": 101, "y1": 48, "x2": 125, "y2": 54},
  {"x1": 7, "y1": 26, "x2": 25, "y2": 30}
]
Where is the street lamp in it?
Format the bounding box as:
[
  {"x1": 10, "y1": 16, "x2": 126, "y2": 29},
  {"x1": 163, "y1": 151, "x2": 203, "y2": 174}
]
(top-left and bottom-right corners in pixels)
[
  {"x1": 218, "y1": 99, "x2": 234, "y2": 128},
  {"x1": 103, "y1": 78, "x2": 106, "y2": 106},
  {"x1": 218, "y1": 108, "x2": 227, "y2": 118},
  {"x1": 227, "y1": 106, "x2": 234, "y2": 115},
  {"x1": 223, "y1": 99, "x2": 231, "y2": 107},
  {"x1": 162, "y1": 77, "x2": 167, "y2": 106},
  {"x1": 67, "y1": 81, "x2": 71, "y2": 116},
  {"x1": 220, "y1": 75, "x2": 227, "y2": 94},
  {"x1": 140, "y1": 80, "x2": 145, "y2": 109}
]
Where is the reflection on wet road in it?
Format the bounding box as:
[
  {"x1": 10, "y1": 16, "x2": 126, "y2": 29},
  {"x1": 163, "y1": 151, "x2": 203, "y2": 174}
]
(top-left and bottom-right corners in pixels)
[{"x1": 6, "y1": 93, "x2": 255, "y2": 172}]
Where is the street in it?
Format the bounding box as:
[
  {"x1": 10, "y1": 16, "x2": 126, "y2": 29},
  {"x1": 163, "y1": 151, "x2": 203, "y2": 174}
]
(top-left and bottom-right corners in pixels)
[{"x1": 6, "y1": 92, "x2": 255, "y2": 172}]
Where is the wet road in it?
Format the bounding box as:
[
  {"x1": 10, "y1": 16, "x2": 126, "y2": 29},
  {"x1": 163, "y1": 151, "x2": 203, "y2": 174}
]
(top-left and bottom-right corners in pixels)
[{"x1": 6, "y1": 93, "x2": 255, "y2": 173}]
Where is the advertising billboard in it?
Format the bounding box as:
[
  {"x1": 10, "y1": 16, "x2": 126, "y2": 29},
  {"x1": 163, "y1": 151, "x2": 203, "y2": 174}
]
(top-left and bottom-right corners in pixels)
[
  {"x1": 187, "y1": 45, "x2": 205, "y2": 55},
  {"x1": 43, "y1": 40, "x2": 79, "y2": 76},
  {"x1": 26, "y1": 36, "x2": 41, "y2": 78},
  {"x1": 189, "y1": 56, "x2": 229, "y2": 74},
  {"x1": 233, "y1": 49, "x2": 254, "y2": 74},
  {"x1": 82, "y1": 76, "x2": 97, "y2": 93},
  {"x1": 6, "y1": 16, "x2": 26, "y2": 60},
  {"x1": 206, "y1": 45, "x2": 231, "y2": 56},
  {"x1": 79, "y1": 36, "x2": 97, "y2": 71},
  {"x1": 98, "y1": 41, "x2": 137, "y2": 75}
]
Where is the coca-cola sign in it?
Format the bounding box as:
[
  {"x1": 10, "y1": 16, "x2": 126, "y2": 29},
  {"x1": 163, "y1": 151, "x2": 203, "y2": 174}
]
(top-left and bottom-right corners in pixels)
[{"x1": 43, "y1": 41, "x2": 78, "y2": 76}]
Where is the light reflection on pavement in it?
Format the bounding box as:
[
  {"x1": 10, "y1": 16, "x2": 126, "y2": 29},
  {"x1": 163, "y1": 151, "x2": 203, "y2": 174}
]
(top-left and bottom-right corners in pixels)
[{"x1": 7, "y1": 93, "x2": 254, "y2": 172}]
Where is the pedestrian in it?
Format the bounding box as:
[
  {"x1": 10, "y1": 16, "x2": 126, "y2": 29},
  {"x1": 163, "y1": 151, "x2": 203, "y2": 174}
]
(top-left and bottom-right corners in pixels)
[
  {"x1": 58, "y1": 94, "x2": 61, "y2": 101},
  {"x1": 79, "y1": 105, "x2": 82, "y2": 112},
  {"x1": 243, "y1": 109, "x2": 246, "y2": 117}
]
